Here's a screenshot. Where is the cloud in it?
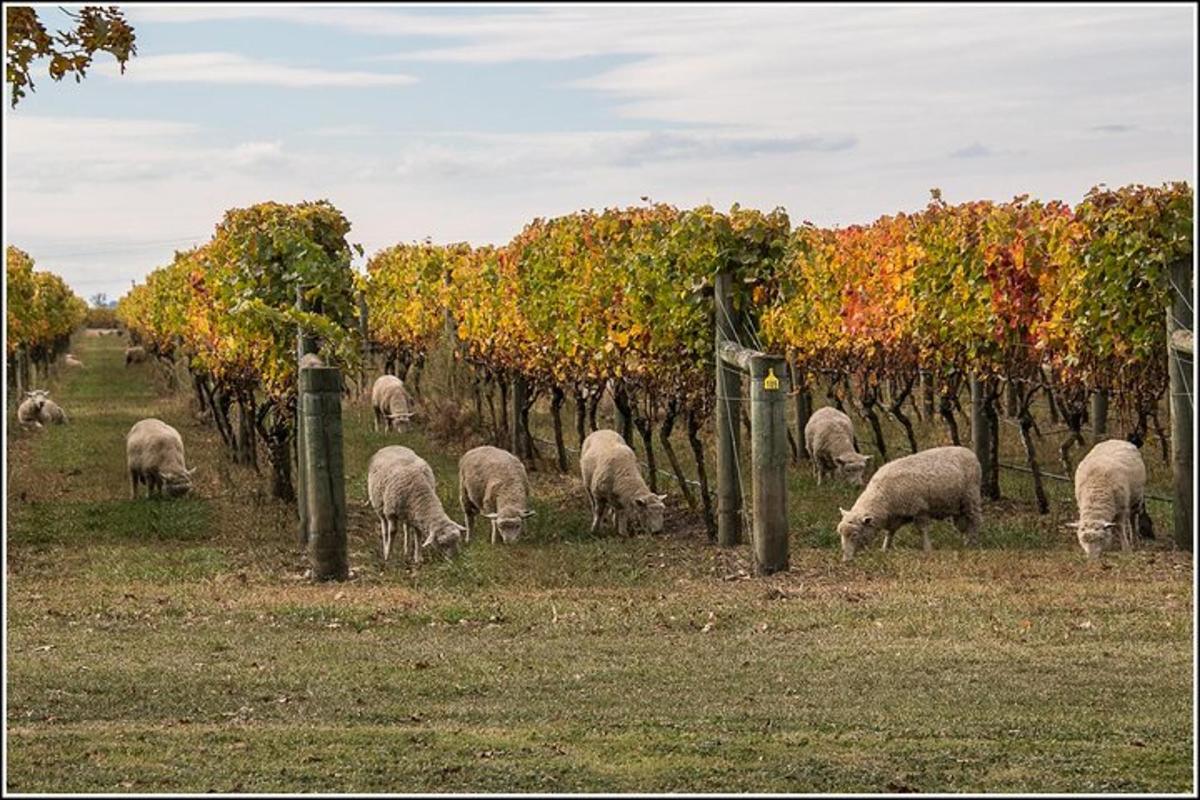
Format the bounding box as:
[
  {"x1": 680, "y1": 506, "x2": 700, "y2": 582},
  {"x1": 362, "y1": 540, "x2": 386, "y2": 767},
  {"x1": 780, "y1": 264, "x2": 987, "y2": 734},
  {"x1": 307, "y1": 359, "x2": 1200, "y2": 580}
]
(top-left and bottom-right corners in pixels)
[
  {"x1": 1092, "y1": 124, "x2": 1137, "y2": 134},
  {"x1": 93, "y1": 52, "x2": 416, "y2": 88},
  {"x1": 950, "y1": 142, "x2": 994, "y2": 159}
]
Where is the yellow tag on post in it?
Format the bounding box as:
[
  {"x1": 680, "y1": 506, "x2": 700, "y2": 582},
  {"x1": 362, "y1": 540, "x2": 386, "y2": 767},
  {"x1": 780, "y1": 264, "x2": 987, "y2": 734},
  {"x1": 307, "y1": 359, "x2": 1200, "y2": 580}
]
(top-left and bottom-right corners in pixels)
[{"x1": 763, "y1": 368, "x2": 780, "y2": 391}]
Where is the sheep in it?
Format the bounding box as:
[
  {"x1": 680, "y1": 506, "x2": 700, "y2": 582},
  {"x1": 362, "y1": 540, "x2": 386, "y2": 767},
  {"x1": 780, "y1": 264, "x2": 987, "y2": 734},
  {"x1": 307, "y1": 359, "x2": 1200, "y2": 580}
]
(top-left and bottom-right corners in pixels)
[
  {"x1": 580, "y1": 429, "x2": 667, "y2": 536},
  {"x1": 299, "y1": 352, "x2": 324, "y2": 370},
  {"x1": 458, "y1": 445, "x2": 535, "y2": 544},
  {"x1": 124, "y1": 346, "x2": 147, "y2": 366},
  {"x1": 367, "y1": 445, "x2": 465, "y2": 564},
  {"x1": 1066, "y1": 439, "x2": 1147, "y2": 559},
  {"x1": 126, "y1": 418, "x2": 196, "y2": 498},
  {"x1": 16, "y1": 391, "x2": 48, "y2": 428},
  {"x1": 805, "y1": 406, "x2": 871, "y2": 486},
  {"x1": 37, "y1": 396, "x2": 69, "y2": 425},
  {"x1": 836, "y1": 445, "x2": 982, "y2": 561},
  {"x1": 64, "y1": 354, "x2": 84, "y2": 368},
  {"x1": 371, "y1": 374, "x2": 416, "y2": 432}
]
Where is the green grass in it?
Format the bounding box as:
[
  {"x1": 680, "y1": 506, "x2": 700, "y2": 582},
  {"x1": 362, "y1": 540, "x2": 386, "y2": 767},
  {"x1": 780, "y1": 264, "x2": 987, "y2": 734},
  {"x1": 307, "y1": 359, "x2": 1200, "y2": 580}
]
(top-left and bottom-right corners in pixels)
[{"x1": 5, "y1": 333, "x2": 1194, "y2": 793}]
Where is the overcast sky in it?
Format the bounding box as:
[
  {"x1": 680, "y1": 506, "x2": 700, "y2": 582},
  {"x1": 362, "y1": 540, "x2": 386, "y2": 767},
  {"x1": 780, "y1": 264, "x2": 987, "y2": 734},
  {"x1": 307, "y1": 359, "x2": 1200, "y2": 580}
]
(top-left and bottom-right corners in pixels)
[{"x1": 4, "y1": 3, "x2": 1195, "y2": 301}]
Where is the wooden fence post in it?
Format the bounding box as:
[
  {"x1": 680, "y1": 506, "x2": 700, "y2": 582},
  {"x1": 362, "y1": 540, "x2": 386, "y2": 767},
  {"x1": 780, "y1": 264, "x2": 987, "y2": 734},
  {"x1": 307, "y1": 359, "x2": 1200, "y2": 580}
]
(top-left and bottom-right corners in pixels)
[
  {"x1": 296, "y1": 286, "x2": 319, "y2": 546},
  {"x1": 1168, "y1": 257, "x2": 1193, "y2": 550},
  {"x1": 789, "y1": 361, "x2": 811, "y2": 460},
  {"x1": 970, "y1": 374, "x2": 998, "y2": 500},
  {"x1": 750, "y1": 353, "x2": 789, "y2": 575},
  {"x1": 1091, "y1": 389, "x2": 1109, "y2": 441},
  {"x1": 715, "y1": 271, "x2": 743, "y2": 547},
  {"x1": 511, "y1": 373, "x2": 529, "y2": 460},
  {"x1": 299, "y1": 367, "x2": 349, "y2": 581}
]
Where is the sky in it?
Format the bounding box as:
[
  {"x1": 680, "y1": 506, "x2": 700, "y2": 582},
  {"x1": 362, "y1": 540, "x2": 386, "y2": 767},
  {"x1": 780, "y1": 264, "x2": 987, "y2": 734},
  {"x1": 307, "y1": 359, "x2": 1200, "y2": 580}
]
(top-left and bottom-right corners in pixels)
[{"x1": 3, "y1": 3, "x2": 1196, "y2": 302}]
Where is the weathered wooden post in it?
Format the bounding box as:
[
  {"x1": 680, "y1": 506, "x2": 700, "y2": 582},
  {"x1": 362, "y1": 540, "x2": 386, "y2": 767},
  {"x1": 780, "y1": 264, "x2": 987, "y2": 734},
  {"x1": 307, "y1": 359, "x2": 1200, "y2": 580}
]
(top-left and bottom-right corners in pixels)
[
  {"x1": 789, "y1": 361, "x2": 811, "y2": 460},
  {"x1": 1168, "y1": 257, "x2": 1193, "y2": 551},
  {"x1": 295, "y1": 287, "x2": 318, "y2": 546},
  {"x1": 1091, "y1": 389, "x2": 1109, "y2": 441},
  {"x1": 750, "y1": 353, "x2": 790, "y2": 575},
  {"x1": 970, "y1": 374, "x2": 998, "y2": 500},
  {"x1": 714, "y1": 272, "x2": 743, "y2": 547},
  {"x1": 512, "y1": 373, "x2": 529, "y2": 460},
  {"x1": 299, "y1": 366, "x2": 349, "y2": 580}
]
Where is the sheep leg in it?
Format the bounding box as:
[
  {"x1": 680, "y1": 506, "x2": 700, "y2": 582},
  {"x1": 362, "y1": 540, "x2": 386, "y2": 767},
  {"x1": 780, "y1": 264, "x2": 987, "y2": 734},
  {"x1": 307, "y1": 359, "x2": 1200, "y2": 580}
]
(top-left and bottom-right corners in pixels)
[
  {"x1": 460, "y1": 493, "x2": 473, "y2": 543},
  {"x1": 491, "y1": 519, "x2": 498, "y2": 545},
  {"x1": 412, "y1": 527, "x2": 423, "y2": 565},
  {"x1": 381, "y1": 516, "x2": 393, "y2": 562},
  {"x1": 130, "y1": 470, "x2": 140, "y2": 500},
  {"x1": 913, "y1": 520, "x2": 932, "y2": 553},
  {"x1": 590, "y1": 496, "x2": 607, "y2": 535},
  {"x1": 373, "y1": 406, "x2": 382, "y2": 433},
  {"x1": 616, "y1": 508, "x2": 629, "y2": 538},
  {"x1": 1118, "y1": 511, "x2": 1133, "y2": 552},
  {"x1": 881, "y1": 530, "x2": 893, "y2": 551}
]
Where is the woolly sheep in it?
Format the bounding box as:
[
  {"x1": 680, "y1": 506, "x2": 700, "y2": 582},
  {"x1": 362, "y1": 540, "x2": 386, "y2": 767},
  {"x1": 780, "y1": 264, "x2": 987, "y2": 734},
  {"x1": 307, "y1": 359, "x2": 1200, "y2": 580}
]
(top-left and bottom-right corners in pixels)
[
  {"x1": 458, "y1": 445, "x2": 535, "y2": 544},
  {"x1": 805, "y1": 406, "x2": 871, "y2": 486},
  {"x1": 837, "y1": 445, "x2": 982, "y2": 561},
  {"x1": 64, "y1": 354, "x2": 84, "y2": 368},
  {"x1": 125, "y1": 346, "x2": 147, "y2": 366},
  {"x1": 371, "y1": 375, "x2": 416, "y2": 432},
  {"x1": 580, "y1": 429, "x2": 667, "y2": 536},
  {"x1": 37, "y1": 396, "x2": 68, "y2": 425},
  {"x1": 126, "y1": 418, "x2": 196, "y2": 498},
  {"x1": 16, "y1": 391, "x2": 48, "y2": 428},
  {"x1": 367, "y1": 445, "x2": 465, "y2": 563},
  {"x1": 299, "y1": 352, "x2": 325, "y2": 370},
  {"x1": 1067, "y1": 439, "x2": 1147, "y2": 559}
]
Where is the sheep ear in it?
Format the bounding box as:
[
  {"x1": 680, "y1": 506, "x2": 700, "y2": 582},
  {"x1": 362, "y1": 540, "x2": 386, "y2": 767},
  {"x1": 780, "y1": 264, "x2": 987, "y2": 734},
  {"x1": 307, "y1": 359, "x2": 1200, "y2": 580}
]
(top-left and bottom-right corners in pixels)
[
  {"x1": 521, "y1": 509, "x2": 536, "y2": 518},
  {"x1": 862, "y1": 455, "x2": 873, "y2": 462},
  {"x1": 422, "y1": 531, "x2": 436, "y2": 548},
  {"x1": 1062, "y1": 522, "x2": 1080, "y2": 530},
  {"x1": 456, "y1": 523, "x2": 468, "y2": 534},
  {"x1": 185, "y1": 467, "x2": 198, "y2": 476},
  {"x1": 838, "y1": 506, "x2": 851, "y2": 517},
  {"x1": 483, "y1": 512, "x2": 498, "y2": 519},
  {"x1": 1103, "y1": 521, "x2": 1118, "y2": 530},
  {"x1": 656, "y1": 493, "x2": 668, "y2": 501}
]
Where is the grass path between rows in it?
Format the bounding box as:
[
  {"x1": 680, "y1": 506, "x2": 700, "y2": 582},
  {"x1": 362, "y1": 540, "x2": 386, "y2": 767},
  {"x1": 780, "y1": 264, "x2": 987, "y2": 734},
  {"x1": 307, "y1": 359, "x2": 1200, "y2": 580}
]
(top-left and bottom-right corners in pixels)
[{"x1": 5, "y1": 333, "x2": 1195, "y2": 792}]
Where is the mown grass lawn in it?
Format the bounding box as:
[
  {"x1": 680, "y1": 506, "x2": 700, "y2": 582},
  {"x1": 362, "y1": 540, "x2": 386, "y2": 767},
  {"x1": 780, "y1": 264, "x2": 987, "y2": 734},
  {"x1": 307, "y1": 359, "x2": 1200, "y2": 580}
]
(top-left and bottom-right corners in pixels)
[{"x1": 5, "y1": 333, "x2": 1194, "y2": 793}]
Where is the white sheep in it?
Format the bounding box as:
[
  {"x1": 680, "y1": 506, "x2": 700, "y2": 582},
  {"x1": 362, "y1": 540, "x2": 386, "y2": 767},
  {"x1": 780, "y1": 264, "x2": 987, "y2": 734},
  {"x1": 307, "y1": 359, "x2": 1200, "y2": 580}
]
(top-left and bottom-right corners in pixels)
[
  {"x1": 299, "y1": 352, "x2": 325, "y2": 370},
  {"x1": 805, "y1": 406, "x2": 871, "y2": 486},
  {"x1": 37, "y1": 396, "x2": 68, "y2": 425},
  {"x1": 367, "y1": 445, "x2": 465, "y2": 563},
  {"x1": 371, "y1": 374, "x2": 416, "y2": 432},
  {"x1": 837, "y1": 445, "x2": 982, "y2": 561},
  {"x1": 458, "y1": 445, "x2": 535, "y2": 544},
  {"x1": 580, "y1": 429, "x2": 667, "y2": 536},
  {"x1": 64, "y1": 354, "x2": 84, "y2": 368},
  {"x1": 126, "y1": 418, "x2": 196, "y2": 498},
  {"x1": 125, "y1": 346, "x2": 147, "y2": 366},
  {"x1": 1067, "y1": 438, "x2": 1147, "y2": 559},
  {"x1": 16, "y1": 391, "x2": 48, "y2": 428}
]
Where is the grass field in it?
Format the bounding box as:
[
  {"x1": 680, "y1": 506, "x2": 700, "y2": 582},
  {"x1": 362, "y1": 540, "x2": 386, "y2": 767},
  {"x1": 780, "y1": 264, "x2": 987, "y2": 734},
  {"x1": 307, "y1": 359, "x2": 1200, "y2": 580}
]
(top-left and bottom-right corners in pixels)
[{"x1": 5, "y1": 333, "x2": 1195, "y2": 793}]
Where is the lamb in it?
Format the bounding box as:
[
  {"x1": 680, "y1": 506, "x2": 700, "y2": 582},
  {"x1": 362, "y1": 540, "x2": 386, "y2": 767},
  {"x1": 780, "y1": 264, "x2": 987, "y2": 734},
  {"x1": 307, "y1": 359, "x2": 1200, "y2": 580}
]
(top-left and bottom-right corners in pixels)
[
  {"x1": 126, "y1": 418, "x2": 196, "y2": 498},
  {"x1": 580, "y1": 429, "x2": 667, "y2": 536},
  {"x1": 371, "y1": 374, "x2": 416, "y2": 432},
  {"x1": 299, "y1": 352, "x2": 325, "y2": 369},
  {"x1": 37, "y1": 396, "x2": 68, "y2": 425},
  {"x1": 836, "y1": 445, "x2": 982, "y2": 561},
  {"x1": 367, "y1": 445, "x2": 465, "y2": 563},
  {"x1": 64, "y1": 354, "x2": 84, "y2": 368},
  {"x1": 125, "y1": 346, "x2": 147, "y2": 366},
  {"x1": 16, "y1": 391, "x2": 48, "y2": 428},
  {"x1": 805, "y1": 406, "x2": 871, "y2": 486},
  {"x1": 1067, "y1": 439, "x2": 1147, "y2": 559},
  {"x1": 458, "y1": 445, "x2": 535, "y2": 544}
]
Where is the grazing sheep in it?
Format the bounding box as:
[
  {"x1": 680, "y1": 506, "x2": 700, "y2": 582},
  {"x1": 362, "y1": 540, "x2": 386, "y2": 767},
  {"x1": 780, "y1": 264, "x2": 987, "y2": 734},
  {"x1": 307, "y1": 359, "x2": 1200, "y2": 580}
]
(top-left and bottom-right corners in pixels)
[
  {"x1": 367, "y1": 445, "x2": 465, "y2": 563},
  {"x1": 37, "y1": 396, "x2": 68, "y2": 425},
  {"x1": 124, "y1": 346, "x2": 147, "y2": 366},
  {"x1": 805, "y1": 406, "x2": 871, "y2": 486},
  {"x1": 458, "y1": 445, "x2": 535, "y2": 544},
  {"x1": 371, "y1": 375, "x2": 416, "y2": 432},
  {"x1": 126, "y1": 418, "x2": 196, "y2": 498},
  {"x1": 64, "y1": 354, "x2": 84, "y2": 368},
  {"x1": 837, "y1": 445, "x2": 982, "y2": 561},
  {"x1": 299, "y1": 352, "x2": 325, "y2": 370},
  {"x1": 1067, "y1": 439, "x2": 1147, "y2": 559},
  {"x1": 580, "y1": 429, "x2": 667, "y2": 536},
  {"x1": 16, "y1": 391, "x2": 48, "y2": 428}
]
